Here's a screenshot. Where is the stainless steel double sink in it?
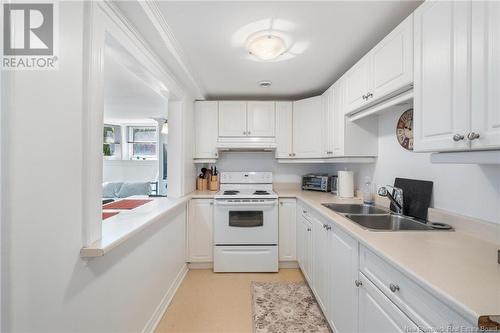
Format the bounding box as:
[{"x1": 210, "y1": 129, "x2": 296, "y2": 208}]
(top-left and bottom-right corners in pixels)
[{"x1": 322, "y1": 203, "x2": 442, "y2": 231}]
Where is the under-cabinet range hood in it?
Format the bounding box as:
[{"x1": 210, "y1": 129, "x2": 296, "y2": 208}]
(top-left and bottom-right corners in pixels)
[{"x1": 216, "y1": 138, "x2": 277, "y2": 152}]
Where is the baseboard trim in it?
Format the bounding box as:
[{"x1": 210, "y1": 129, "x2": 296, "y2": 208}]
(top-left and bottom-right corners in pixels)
[
  {"x1": 188, "y1": 262, "x2": 213, "y2": 269},
  {"x1": 279, "y1": 261, "x2": 299, "y2": 269},
  {"x1": 142, "y1": 263, "x2": 188, "y2": 333},
  {"x1": 188, "y1": 261, "x2": 299, "y2": 269}
]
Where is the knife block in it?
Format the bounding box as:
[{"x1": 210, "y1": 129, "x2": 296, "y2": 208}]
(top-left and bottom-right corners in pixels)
[{"x1": 209, "y1": 175, "x2": 219, "y2": 191}]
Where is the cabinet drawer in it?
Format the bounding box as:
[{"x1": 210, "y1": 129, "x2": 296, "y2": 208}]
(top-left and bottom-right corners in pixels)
[{"x1": 360, "y1": 246, "x2": 474, "y2": 330}]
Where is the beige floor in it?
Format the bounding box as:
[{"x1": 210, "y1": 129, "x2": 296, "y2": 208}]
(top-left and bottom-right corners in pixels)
[{"x1": 155, "y1": 268, "x2": 304, "y2": 333}]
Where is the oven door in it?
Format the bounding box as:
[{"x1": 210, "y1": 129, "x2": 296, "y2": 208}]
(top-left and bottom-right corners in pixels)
[{"x1": 214, "y1": 199, "x2": 278, "y2": 245}]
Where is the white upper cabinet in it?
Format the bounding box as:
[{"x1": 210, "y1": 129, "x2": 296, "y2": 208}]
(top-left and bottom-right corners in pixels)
[
  {"x1": 471, "y1": 1, "x2": 500, "y2": 150},
  {"x1": 247, "y1": 101, "x2": 276, "y2": 137},
  {"x1": 218, "y1": 101, "x2": 276, "y2": 138},
  {"x1": 414, "y1": 1, "x2": 471, "y2": 152},
  {"x1": 275, "y1": 101, "x2": 294, "y2": 158},
  {"x1": 323, "y1": 79, "x2": 378, "y2": 157},
  {"x1": 194, "y1": 101, "x2": 219, "y2": 159},
  {"x1": 371, "y1": 14, "x2": 413, "y2": 101},
  {"x1": 344, "y1": 14, "x2": 414, "y2": 116},
  {"x1": 345, "y1": 56, "x2": 372, "y2": 114},
  {"x1": 293, "y1": 96, "x2": 324, "y2": 158},
  {"x1": 218, "y1": 101, "x2": 247, "y2": 137},
  {"x1": 322, "y1": 86, "x2": 335, "y2": 157}
]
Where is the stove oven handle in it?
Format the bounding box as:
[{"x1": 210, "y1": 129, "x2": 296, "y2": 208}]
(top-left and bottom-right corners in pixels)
[{"x1": 214, "y1": 200, "x2": 277, "y2": 206}]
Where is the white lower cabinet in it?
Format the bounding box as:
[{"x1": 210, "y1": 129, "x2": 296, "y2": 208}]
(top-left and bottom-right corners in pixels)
[
  {"x1": 358, "y1": 273, "x2": 418, "y2": 333},
  {"x1": 187, "y1": 199, "x2": 213, "y2": 262},
  {"x1": 278, "y1": 198, "x2": 296, "y2": 261},
  {"x1": 296, "y1": 205, "x2": 475, "y2": 333},
  {"x1": 328, "y1": 227, "x2": 359, "y2": 333},
  {"x1": 296, "y1": 205, "x2": 313, "y2": 283},
  {"x1": 311, "y1": 216, "x2": 330, "y2": 313}
]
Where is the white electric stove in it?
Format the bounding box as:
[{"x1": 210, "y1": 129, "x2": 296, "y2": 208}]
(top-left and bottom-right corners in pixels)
[{"x1": 213, "y1": 172, "x2": 278, "y2": 272}]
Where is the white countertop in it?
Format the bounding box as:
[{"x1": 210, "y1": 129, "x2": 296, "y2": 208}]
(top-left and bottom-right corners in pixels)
[
  {"x1": 80, "y1": 196, "x2": 189, "y2": 257},
  {"x1": 274, "y1": 189, "x2": 500, "y2": 326},
  {"x1": 82, "y1": 188, "x2": 499, "y2": 324}
]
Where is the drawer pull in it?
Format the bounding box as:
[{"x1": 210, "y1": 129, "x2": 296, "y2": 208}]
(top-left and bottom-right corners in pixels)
[
  {"x1": 355, "y1": 280, "x2": 363, "y2": 287},
  {"x1": 389, "y1": 283, "x2": 400, "y2": 292}
]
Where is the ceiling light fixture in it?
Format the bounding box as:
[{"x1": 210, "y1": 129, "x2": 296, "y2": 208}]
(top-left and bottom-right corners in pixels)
[{"x1": 246, "y1": 34, "x2": 287, "y2": 61}]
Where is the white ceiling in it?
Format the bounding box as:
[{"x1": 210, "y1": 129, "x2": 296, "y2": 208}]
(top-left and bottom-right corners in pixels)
[
  {"x1": 104, "y1": 46, "x2": 168, "y2": 122},
  {"x1": 153, "y1": 1, "x2": 422, "y2": 100}
]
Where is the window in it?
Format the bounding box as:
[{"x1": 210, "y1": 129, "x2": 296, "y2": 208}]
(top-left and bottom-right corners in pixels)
[
  {"x1": 103, "y1": 125, "x2": 121, "y2": 159},
  {"x1": 128, "y1": 126, "x2": 157, "y2": 160}
]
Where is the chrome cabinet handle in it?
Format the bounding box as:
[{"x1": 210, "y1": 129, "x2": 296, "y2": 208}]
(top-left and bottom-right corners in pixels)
[
  {"x1": 467, "y1": 132, "x2": 480, "y2": 140},
  {"x1": 453, "y1": 134, "x2": 465, "y2": 142},
  {"x1": 366, "y1": 92, "x2": 373, "y2": 99},
  {"x1": 307, "y1": 228, "x2": 311, "y2": 232},
  {"x1": 325, "y1": 225, "x2": 332, "y2": 231},
  {"x1": 355, "y1": 280, "x2": 363, "y2": 287},
  {"x1": 362, "y1": 94, "x2": 367, "y2": 100},
  {"x1": 389, "y1": 283, "x2": 400, "y2": 292},
  {"x1": 247, "y1": 131, "x2": 251, "y2": 135},
  {"x1": 209, "y1": 202, "x2": 214, "y2": 205}
]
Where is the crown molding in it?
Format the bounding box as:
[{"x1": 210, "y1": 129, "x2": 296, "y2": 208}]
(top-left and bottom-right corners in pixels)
[
  {"x1": 99, "y1": 0, "x2": 187, "y2": 100},
  {"x1": 138, "y1": 0, "x2": 206, "y2": 100}
]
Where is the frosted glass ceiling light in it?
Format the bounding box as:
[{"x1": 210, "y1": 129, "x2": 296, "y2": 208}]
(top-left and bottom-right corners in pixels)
[{"x1": 246, "y1": 34, "x2": 287, "y2": 61}]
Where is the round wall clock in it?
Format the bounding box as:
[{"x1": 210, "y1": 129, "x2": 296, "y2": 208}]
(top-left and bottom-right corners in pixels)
[{"x1": 396, "y1": 109, "x2": 413, "y2": 151}]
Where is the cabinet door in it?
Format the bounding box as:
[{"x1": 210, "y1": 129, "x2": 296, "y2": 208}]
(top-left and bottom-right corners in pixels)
[
  {"x1": 358, "y1": 274, "x2": 419, "y2": 333},
  {"x1": 275, "y1": 101, "x2": 294, "y2": 158},
  {"x1": 218, "y1": 101, "x2": 247, "y2": 137},
  {"x1": 414, "y1": 1, "x2": 471, "y2": 152},
  {"x1": 332, "y1": 81, "x2": 345, "y2": 156},
  {"x1": 194, "y1": 101, "x2": 219, "y2": 159},
  {"x1": 312, "y1": 217, "x2": 330, "y2": 314},
  {"x1": 371, "y1": 14, "x2": 413, "y2": 101},
  {"x1": 328, "y1": 227, "x2": 359, "y2": 333},
  {"x1": 247, "y1": 101, "x2": 276, "y2": 137},
  {"x1": 278, "y1": 199, "x2": 296, "y2": 261},
  {"x1": 187, "y1": 199, "x2": 214, "y2": 262},
  {"x1": 322, "y1": 86, "x2": 335, "y2": 157},
  {"x1": 293, "y1": 96, "x2": 324, "y2": 158},
  {"x1": 471, "y1": 1, "x2": 500, "y2": 149},
  {"x1": 344, "y1": 56, "x2": 371, "y2": 114},
  {"x1": 297, "y1": 211, "x2": 313, "y2": 283},
  {"x1": 296, "y1": 210, "x2": 306, "y2": 271}
]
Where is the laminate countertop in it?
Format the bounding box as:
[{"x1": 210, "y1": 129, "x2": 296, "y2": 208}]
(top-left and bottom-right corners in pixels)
[
  {"x1": 273, "y1": 189, "x2": 500, "y2": 327},
  {"x1": 188, "y1": 188, "x2": 499, "y2": 324}
]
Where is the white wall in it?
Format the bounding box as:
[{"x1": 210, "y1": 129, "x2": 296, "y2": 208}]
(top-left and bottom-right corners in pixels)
[
  {"x1": 214, "y1": 152, "x2": 337, "y2": 183},
  {"x1": 367, "y1": 108, "x2": 500, "y2": 224},
  {"x1": 103, "y1": 160, "x2": 158, "y2": 183},
  {"x1": 214, "y1": 109, "x2": 500, "y2": 224},
  {"x1": 2, "y1": 3, "x2": 187, "y2": 331}
]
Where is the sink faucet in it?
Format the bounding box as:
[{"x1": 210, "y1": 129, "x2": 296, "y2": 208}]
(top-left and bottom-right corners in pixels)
[{"x1": 378, "y1": 185, "x2": 404, "y2": 215}]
